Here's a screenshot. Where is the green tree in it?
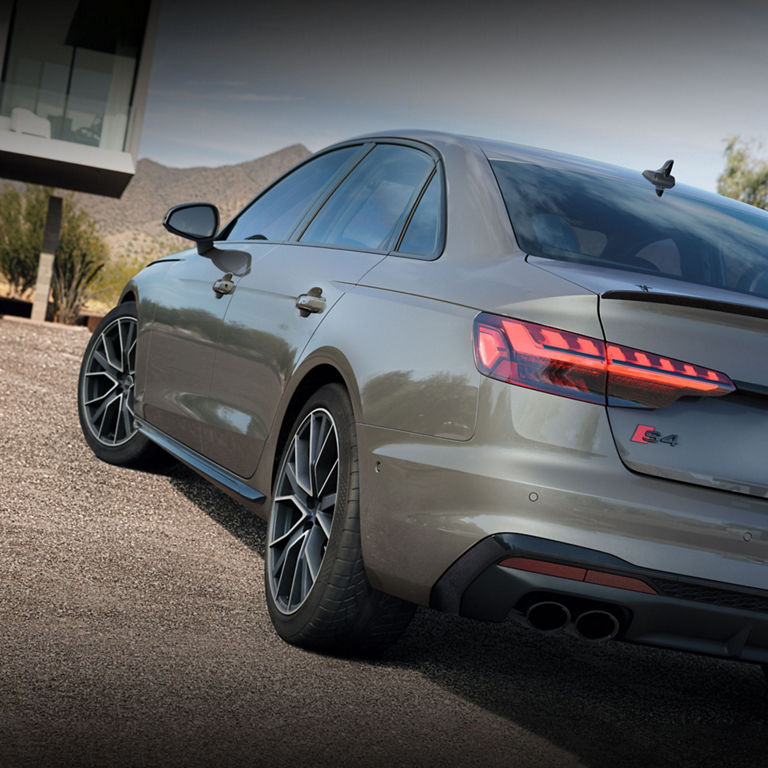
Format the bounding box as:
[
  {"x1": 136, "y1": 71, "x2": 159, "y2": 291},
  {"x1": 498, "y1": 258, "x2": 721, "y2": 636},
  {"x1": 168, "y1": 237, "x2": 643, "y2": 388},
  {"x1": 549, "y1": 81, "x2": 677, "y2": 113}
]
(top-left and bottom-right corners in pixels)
[
  {"x1": 717, "y1": 137, "x2": 768, "y2": 210},
  {"x1": 0, "y1": 185, "x2": 49, "y2": 297},
  {"x1": 0, "y1": 184, "x2": 108, "y2": 322}
]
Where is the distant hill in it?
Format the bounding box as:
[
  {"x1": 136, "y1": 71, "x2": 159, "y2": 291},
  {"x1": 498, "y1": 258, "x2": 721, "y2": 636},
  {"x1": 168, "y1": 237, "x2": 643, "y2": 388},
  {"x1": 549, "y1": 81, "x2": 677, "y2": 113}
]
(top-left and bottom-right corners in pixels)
[{"x1": 70, "y1": 143, "x2": 311, "y2": 260}]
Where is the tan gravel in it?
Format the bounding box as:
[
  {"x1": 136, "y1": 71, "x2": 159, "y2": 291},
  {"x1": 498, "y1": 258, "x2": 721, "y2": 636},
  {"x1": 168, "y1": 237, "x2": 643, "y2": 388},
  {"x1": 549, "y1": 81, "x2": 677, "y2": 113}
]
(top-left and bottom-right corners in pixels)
[{"x1": 1, "y1": 317, "x2": 767, "y2": 768}]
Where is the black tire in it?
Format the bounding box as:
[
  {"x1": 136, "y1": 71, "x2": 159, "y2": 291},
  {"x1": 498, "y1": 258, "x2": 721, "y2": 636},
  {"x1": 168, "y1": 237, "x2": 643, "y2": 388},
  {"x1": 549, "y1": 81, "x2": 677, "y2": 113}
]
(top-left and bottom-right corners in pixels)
[
  {"x1": 265, "y1": 383, "x2": 415, "y2": 652},
  {"x1": 77, "y1": 301, "x2": 168, "y2": 469}
]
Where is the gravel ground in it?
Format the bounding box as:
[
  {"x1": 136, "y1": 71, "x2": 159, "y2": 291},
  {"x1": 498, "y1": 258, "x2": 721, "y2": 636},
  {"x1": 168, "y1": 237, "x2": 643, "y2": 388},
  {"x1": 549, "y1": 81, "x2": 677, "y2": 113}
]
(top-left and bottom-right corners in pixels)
[{"x1": 1, "y1": 316, "x2": 767, "y2": 768}]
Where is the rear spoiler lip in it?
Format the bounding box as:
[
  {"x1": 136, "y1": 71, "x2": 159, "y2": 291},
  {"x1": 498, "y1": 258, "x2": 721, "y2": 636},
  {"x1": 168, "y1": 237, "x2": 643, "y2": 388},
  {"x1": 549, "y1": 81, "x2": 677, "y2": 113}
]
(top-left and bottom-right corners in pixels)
[{"x1": 601, "y1": 290, "x2": 768, "y2": 322}]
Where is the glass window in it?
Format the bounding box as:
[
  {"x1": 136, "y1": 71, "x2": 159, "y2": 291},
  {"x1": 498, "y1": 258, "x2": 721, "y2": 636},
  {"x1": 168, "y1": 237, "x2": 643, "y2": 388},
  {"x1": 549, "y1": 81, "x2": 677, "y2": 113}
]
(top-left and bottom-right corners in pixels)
[
  {"x1": 301, "y1": 144, "x2": 434, "y2": 250},
  {"x1": 490, "y1": 159, "x2": 768, "y2": 299},
  {"x1": 224, "y1": 146, "x2": 359, "y2": 242},
  {"x1": 0, "y1": 0, "x2": 149, "y2": 151},
  {"x1": 397, "y1": 172, "x2": 441, "y2": 257}
]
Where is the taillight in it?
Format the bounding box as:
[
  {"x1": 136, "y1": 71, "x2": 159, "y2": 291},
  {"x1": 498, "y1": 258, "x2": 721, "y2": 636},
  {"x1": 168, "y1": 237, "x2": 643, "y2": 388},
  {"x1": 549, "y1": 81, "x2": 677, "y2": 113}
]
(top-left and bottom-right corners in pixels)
[
  {"x1": 473, "y1": 313, "x2": 735, "y2": 409},
  {"x1": 606, "y1": 343, "x2": 735, "y2": 408}
]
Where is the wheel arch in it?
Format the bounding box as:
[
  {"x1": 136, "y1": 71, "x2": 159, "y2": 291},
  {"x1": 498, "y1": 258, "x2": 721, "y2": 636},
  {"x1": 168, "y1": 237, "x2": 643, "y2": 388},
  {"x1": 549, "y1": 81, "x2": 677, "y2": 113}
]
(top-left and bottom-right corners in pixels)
[{"x1": 267, "y1": 355, "x2": 360, "y2": 491}]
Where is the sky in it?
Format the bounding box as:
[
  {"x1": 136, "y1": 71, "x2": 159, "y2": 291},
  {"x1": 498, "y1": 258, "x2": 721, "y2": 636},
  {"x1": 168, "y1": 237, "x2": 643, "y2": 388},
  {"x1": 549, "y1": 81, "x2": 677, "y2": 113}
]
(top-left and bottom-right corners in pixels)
[{"x1": 138, "y1": 0, "x2": 768, "y2": 192}]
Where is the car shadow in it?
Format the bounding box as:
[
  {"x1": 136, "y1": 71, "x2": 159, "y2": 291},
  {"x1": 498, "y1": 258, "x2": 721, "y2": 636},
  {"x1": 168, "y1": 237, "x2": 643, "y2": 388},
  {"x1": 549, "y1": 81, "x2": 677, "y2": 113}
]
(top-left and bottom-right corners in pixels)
[
  {"x1": 168, "y1": 466, "x2": 768, "y2": 768},
  {"x1": 167, "y1": 464, "x2": 266, "y2": 557}
]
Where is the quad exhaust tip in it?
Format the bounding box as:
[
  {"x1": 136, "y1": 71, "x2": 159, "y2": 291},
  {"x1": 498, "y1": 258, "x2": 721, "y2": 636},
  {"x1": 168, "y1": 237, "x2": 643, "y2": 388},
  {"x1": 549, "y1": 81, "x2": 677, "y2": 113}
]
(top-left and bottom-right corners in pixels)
[
  {"x1": 574, "y1": 609, "x2": 620, "y2": 642},
  {"x1": 525, "y1": 601, "x2": 620, "y2": 642},
  {"x1": 526, "y1": 601, "x2": 571, "y2": 633}
]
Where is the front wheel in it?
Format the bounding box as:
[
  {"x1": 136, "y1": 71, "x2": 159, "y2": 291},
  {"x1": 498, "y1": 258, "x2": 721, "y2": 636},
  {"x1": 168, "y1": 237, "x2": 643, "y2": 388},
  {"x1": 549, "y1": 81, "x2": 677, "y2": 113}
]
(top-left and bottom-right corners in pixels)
[
  {"x1": 77, "y1": 301, "x2": 168, "y2": 468},
  {"x1": 265, "y1": 383, "x2": 415, "y2": 652}
]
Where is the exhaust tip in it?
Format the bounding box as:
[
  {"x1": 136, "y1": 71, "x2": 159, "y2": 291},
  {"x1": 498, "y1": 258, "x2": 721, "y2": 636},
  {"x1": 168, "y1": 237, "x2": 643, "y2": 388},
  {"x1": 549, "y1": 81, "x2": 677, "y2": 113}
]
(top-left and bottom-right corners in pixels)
[
  {"x1": 574, "y1": 609, "x2": 620, "y2": 641},
  {"x1": 526, "y1": 601, "x2": 571, "y2": 633}
]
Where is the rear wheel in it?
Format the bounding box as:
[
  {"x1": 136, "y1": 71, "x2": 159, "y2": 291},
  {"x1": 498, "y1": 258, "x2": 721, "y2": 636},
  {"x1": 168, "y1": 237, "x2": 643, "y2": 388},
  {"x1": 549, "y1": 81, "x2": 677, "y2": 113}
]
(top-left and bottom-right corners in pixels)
[
  {"x1": 77, "y1": 301, "x2": 168, "y2": 468},
  {"x1": 265, "y1": 383, "x2": 415, "y2": 652}
]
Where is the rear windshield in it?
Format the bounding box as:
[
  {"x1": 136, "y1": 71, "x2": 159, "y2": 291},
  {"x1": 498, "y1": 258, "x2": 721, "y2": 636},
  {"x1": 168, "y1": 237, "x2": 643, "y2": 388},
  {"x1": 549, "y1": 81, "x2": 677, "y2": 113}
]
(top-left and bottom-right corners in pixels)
[{"x1": 490, "y1": 159, "x2": 768, "y2": 299}]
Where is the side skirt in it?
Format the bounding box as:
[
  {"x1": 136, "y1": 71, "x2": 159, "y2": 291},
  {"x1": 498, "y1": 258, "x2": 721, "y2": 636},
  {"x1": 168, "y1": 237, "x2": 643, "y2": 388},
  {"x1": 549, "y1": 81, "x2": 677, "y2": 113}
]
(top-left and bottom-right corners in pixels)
[{"x1": 136, "y1": 418, "x2": 265, "y2": 503}]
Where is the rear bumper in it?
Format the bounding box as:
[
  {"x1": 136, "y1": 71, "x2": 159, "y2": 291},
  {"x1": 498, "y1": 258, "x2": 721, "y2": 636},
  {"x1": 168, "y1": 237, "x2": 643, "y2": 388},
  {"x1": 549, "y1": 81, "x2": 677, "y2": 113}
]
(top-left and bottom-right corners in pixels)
[{"x1": 431, "y1": 533, "x2": 768, "y2": 664}]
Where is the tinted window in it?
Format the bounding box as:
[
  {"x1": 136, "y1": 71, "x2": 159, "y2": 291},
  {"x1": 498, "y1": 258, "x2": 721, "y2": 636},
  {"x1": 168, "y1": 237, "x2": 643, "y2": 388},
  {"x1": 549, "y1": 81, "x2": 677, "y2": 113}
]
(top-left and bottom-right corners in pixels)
[
  {"x1": 301, "y1": 144, "x2": 434, "y2": 250},
  {"x1": 224, "y1": 146, "x2": 359, "y2": 241},
  {"x1": 491, "y1": 159, "x2": 768, "y2": 299},
  {"x1": 398, "y1": 172, "x2": 441, "y2": 257}
]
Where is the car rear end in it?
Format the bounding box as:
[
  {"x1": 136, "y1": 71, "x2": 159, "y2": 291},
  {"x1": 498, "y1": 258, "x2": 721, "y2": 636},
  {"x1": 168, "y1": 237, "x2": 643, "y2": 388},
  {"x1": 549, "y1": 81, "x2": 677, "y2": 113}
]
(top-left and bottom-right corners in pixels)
[{"x1": 429, "y1": 144, "x2": 768, "y2": 663}]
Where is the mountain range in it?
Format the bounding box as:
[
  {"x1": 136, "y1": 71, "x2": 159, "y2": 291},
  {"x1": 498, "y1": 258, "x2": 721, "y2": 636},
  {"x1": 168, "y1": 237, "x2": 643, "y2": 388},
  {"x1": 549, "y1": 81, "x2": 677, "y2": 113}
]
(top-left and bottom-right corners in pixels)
[{"x1": 73, "y1": 143, "x2": 311, "y2": 260}]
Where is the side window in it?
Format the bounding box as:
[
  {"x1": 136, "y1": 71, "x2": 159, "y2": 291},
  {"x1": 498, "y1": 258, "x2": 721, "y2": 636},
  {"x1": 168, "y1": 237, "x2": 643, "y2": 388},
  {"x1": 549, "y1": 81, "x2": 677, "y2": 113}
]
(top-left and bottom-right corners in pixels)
[
  {"x1": 300, "y1": 144, "x2": 434, "y2": 250},
  {"x1": 397, "y1": 172, "x2": 442, "y2": 257},
  {"x1": 223, "y1": 146, "x2": 360, "y2": 241}
]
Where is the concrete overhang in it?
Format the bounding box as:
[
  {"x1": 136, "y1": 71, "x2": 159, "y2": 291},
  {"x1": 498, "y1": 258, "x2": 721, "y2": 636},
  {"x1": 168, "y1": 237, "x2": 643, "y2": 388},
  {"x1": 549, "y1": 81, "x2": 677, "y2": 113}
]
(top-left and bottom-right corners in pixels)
[{"x1": 0, "y1": 129, "x2": 135, "y2": 198}]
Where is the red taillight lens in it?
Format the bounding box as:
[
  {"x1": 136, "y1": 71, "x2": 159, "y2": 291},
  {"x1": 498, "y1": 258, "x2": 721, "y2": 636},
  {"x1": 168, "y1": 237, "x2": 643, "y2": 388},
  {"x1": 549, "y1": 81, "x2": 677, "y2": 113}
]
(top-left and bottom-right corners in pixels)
[
  {"x1": 606, "y1": 343, "x2": 735, "y2": 408},
  {"x1": 473, "y1": 313, "x2": 735, "y2": 409},
  {"x1": 473, "y1": 315, "x2": 607, "y2": 404}
]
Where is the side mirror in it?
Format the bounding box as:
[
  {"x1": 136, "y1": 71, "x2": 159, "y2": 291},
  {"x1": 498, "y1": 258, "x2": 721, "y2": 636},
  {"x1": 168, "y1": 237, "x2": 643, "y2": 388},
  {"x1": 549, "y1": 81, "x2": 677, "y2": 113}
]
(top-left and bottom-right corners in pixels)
[{"x1": 163, "y1": 203, "x2": 220, "y2": 254}]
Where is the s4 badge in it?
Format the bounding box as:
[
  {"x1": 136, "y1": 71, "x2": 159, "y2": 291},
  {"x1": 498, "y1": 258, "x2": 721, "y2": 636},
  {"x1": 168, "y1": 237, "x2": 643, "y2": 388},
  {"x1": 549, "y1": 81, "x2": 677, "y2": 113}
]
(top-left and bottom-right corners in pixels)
[{"x1": 631, "y1": 424, "x2": 679, "y2": 446}]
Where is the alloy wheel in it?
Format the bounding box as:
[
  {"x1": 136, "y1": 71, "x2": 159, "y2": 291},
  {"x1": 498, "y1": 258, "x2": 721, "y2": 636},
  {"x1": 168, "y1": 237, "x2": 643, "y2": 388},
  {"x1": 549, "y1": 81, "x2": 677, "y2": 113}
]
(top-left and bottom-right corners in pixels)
[
  {"x1": 81, "y1": 316, "x2": 138, "y2": 446},
  {"x1": 268, "y1": 407, "x2": 339, "y2": 614}
]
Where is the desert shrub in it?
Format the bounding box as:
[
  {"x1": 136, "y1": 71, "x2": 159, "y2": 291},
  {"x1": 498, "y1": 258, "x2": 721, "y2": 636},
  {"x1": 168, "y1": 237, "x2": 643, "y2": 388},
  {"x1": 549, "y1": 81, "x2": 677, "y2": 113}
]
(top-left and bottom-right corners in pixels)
[
  {"x1": 0, "y1": 185, "x2": 108, "y2": 322},
  {"x1": 0, "y1": 185, "x2": 49, "y2": 297},
  {"x1": 89, "y1": 254, "x2": 149, "y2": 309},
  {"x1": 51, "y1": 206, "x2": 108, "y2": 323}
]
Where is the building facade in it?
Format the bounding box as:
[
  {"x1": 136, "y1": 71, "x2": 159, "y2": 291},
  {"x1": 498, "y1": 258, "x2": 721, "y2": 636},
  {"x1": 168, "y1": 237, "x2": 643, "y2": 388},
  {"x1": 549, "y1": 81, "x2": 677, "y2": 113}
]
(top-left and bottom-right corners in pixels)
[{"x1": 0, "y1": 0, "x2": 158, "y2": 197}]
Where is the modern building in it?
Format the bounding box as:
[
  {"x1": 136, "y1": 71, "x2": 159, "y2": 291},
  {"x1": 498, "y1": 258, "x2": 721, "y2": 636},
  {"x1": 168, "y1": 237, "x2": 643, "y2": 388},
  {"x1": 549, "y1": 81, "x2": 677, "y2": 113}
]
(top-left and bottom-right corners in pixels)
[{"x1": 0, "y1": 0, "x2": 158, "y2": 198}]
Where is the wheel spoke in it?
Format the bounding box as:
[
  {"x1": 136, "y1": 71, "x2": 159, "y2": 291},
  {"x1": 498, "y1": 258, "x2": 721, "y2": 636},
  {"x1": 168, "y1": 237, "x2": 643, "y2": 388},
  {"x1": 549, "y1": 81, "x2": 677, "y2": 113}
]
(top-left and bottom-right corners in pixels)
[
  {"x1": 97, "y1": 392, "x2": 121, "y2": 438},
  {"x1": 120, "y1": 397, "x2": 133, "y2": 443},
  {"x1": 91, "y1": 349, "x2": 115, "y2": 375},
  {"x1": 273, "y1": 524, "x2": 305, "y2": 575},
  {"x1": 283, "y1": 462, "x2": 303, "y2": 497},
  {"x1": 288, "y1": 532, "x2": 310, "y2": 610},
  {"x1": 102, "y1": 332, "x2": 122, "y2": 373},
  {"x1": 84, "y1": 376, "x2": 118, "y2": 406},
  {"x1": 316, "y1": 457, "x2": 338, "y2": 499},
  {"x1": 305, "y1": 524, "x2": 325, "y2": 580},
  {"x1": 117, "y1": 320, "x2": 126, "y2": 372},
  {"x1": 91, "y1": 390, "x2": 119, "y2": 427},
  {"x1": 269, "y1": 508, "x2": 308, "y2": 548},
  {"x1": 311, "y1": 415, "x2": 333, "y2": 496},
  {"x1": 293, "y1": 432, "x2": 312, "y2": 495},
  {"x1": 315, "y1": 509, "x2": 333, "y2": 539},
  {"x1": 122, "y1": 320, "x2": 137, "y2": 372}
]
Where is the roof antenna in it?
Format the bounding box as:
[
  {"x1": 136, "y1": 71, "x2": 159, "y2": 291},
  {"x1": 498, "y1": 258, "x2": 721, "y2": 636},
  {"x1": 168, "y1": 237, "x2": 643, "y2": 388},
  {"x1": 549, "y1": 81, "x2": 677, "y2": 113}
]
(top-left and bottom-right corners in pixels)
[{"x1": 642, "y1": 160, "x2": 675, "y2": 197}]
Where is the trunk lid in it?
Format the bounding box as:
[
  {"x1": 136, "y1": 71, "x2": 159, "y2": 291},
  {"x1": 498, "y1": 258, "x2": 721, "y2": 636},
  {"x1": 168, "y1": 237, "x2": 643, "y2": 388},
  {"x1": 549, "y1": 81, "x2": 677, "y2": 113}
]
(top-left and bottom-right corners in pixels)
[{"x1": 531, "y1": 256, "x2": 768, "y2": 499}]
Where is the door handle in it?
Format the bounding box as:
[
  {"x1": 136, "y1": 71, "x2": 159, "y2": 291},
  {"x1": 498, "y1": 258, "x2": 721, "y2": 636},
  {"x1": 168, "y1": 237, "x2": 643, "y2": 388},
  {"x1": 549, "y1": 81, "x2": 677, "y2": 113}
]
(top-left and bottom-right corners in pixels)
[
  {"x1": 212, "y1": 273, "x2": 235, "y2": 297},
  {"x1": 296, "y1": 287, "x2": 326, "y2": 316}
]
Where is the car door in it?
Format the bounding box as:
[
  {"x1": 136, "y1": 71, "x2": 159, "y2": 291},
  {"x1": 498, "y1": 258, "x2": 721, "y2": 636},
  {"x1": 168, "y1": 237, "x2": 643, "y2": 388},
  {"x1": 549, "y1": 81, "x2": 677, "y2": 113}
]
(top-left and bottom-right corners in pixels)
[
  {"x1": 139, "y1": 145, "x2": 364, "y2": 454},
  {"x1": 139, "y1": 244, "x2": 271, "y2": 453},
  {"x1": 202, "y1": 142, "x2": 438, "y2": 477}
]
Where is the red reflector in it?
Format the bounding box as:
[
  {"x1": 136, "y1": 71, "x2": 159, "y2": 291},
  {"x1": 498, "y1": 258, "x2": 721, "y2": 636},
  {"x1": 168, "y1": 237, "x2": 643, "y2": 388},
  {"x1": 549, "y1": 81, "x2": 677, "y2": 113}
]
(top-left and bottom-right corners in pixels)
[
  {"x1": 499, "y1": 557, "x2": 586, "y2": 581},
  {"x1": 584, "y1": 570, "x2": 657, "y2": 594},
  {"x1": 473, "y1": 312, "x2": 735, "y2": 409},
  {"x1": 499, "y1": 557, "x2": 658, "y2": 595}
]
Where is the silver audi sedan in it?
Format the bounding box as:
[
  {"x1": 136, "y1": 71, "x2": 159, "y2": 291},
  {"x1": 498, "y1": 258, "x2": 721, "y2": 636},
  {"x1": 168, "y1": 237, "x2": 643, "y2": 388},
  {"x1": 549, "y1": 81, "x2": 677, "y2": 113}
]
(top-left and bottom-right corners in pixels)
[{"x1": 78, "y1": 131, "x2": 768, "y2": 674}]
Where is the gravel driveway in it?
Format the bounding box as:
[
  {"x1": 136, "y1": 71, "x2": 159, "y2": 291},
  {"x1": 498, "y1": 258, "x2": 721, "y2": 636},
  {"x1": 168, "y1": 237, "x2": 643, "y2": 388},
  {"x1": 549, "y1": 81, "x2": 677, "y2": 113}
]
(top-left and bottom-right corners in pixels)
[{"x1": 1, "y1": 316, "x2": 767, "y2": 768}]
